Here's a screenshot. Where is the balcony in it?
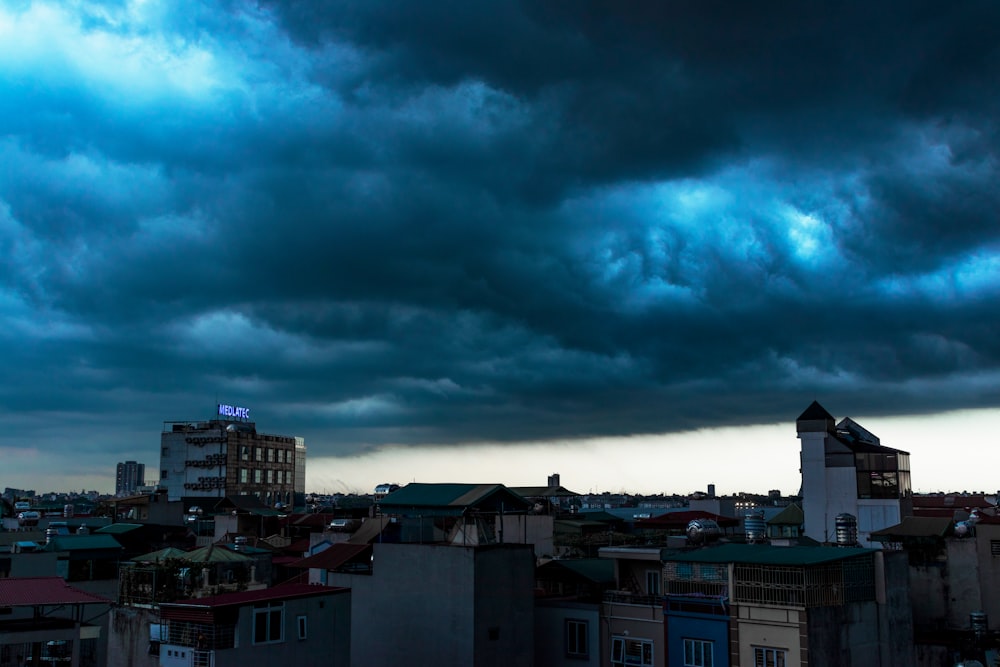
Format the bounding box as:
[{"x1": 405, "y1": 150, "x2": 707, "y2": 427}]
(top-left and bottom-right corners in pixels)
[{"x1": 603, "y1": 590, "x2": 660, "y2": 606}]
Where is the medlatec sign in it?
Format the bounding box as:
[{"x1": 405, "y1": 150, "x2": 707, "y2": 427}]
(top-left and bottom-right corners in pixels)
[{"x1": 218, "y1": 404, "x2": 251, "y2": 420}]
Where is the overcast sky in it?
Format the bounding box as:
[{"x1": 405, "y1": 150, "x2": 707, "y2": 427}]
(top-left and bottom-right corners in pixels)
[{"x1": 2, "y1": 2, "x2": 999, "y2": 494}]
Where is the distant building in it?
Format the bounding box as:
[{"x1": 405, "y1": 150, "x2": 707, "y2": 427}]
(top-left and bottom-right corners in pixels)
[
  {"x1": 159, "y1": 404, "x2": 302, "y2": 508},
  {"x1": 116, "y1": 460, "x2": 146, "y2": 496},
  {"x1": 797, "y1": 401, "x2": 913, "y2": 546}
]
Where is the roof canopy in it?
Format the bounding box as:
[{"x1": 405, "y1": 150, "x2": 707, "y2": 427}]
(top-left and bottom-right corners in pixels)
[
  {"x1": 379, "y1": 483, "x2": 532, "y2": 517},
  {"x1": 0, "y1": 577, "x2": 111, "y2": 607}
]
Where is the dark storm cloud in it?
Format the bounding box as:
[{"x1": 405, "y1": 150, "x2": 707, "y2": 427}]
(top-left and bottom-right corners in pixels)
[{"x1": 1, "y1": 0, "x2": 999, "y2": 472}]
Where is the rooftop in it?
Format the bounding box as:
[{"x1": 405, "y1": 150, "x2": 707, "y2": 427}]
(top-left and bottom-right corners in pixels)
[
  {"x1": 663, "y1": 543, "x2": 874, "y2": 566},
  {"x1": 160, "y1": 583, "x2": 346, "y2": 609},
  {"x1": 0, "y1": 577, "x2": 112, "y2": 607}
]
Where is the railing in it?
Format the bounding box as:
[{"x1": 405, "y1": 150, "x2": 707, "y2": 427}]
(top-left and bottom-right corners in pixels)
[
  {"x1": 603, "y1": 590, "x2": 660, "y2": 606},
  {"x1": 193, "y1": 650, "x2": 214, "y2": 667}
]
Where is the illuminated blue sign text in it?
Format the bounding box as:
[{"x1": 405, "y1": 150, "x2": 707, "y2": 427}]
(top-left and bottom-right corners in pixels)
[{"x1": 218, "y1": 404, "x2": 250, "y2": 420}]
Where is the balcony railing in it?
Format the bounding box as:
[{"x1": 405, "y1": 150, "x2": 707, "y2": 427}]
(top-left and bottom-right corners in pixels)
[{"x1": 603, "y1": 590, "x2": 660, "y2": 606}]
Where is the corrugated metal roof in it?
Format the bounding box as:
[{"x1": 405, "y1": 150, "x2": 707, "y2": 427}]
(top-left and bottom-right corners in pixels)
[
  {"x1": 870, "y1": 516, "x2": 953, "y2": 541},
  {"x1": 509, "y1": 486, "x2": 580, "y2": 498},
  {"x1": 43, "y1": 535, "x2": 124, "y2": 552},
  {"x1": 637, "y1": 510, "x2": 740, "y2": 529},
  {"x1": 159, "y1": 583, "x2": 346, "y2": 611},
  {"x1": 95, "y1": 523, "x2": 144, "y2": 534},
  {"x1": 131, "y1": 547, "x2": 190, "y2": 562},
  {"x1": 347, "y1": 517, "x2": 392, "y2": 544},
  {"x1": 767, "y1": 504, "x2": 804, "y2": 526},
  {"x1": 538, "y1": 558, "x2": 615, "y2": 584},
  {"x1": 663, "y1": 543, "x2": 874, "y2": 566},
  {"x1": 379, "y1": 483, "x2": 532, "y2": 515},
  {"x1": 181, "y1": 545, "x2": 253, "y2": 563},
  {"x1": 290, "y1": 543, "x2": 371, "y2": 570},
  {"x1": 0, "y1": 577, "x2": 112, "y2": 607}
]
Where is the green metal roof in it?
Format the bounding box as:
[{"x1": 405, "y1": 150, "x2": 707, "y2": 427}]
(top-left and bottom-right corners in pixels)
[
  {"x1": 131, "y1": 547, "x2": 190, "y2": 562},
  {"x1": 44, "y1": 535, "x2": 124, "y2": 552},
  {"x1": 96, "y1": 523, "x2": 144, "y2": 534},
  {"x1": 539, "y1": 558, "x2": 615, "y2": 584},
  {"x1": 766, "y1": 504, "x2": 804, "y2": 526},
  {"x1": 379, "y1": 483, "x2": 532, "y2": 516},
  {"x1": 663, "y1": 543, "x2": 874, "y2": 566}
]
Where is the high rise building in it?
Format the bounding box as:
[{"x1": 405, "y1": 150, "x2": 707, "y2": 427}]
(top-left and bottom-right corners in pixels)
[
  {"x1": 116, "y1": 460, "x2": 146, "y2": 496},
  {"x1": 159, "y1": 404, "x2": 302, "y2": 507},
  {"x1": 797, "y1": 400, "x2": 913, "y2": 546},
  {"x1": 294, "y1": 436, "x2": 307, "y2": 510}
]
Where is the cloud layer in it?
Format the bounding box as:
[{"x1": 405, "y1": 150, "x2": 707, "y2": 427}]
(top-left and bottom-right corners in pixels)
[{"x1": 2, "y1": 1, "x2": 999, "y2": 474}]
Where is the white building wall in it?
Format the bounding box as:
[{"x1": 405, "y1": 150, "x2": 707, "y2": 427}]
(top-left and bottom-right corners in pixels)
[{"x1": 159, "y1": 429, "x2": 226, "y2": 502}]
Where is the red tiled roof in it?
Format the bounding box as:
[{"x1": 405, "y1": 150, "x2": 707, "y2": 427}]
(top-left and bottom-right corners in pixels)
[
  {"x1": 913, "y1": 495, "x2": 994, "y2": 509},
  {"x1": 0, "y1": 577, "x2": 111, "y2": 607},
  {"x1": 290, "y1": 543, "x2": 372, "y2": 570},
  {"x1": 161, "y1": 583, "x2": 346, "y2": 609}
]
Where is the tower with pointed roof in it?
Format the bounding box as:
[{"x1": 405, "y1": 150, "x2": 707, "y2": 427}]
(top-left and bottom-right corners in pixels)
[{"x1": 797, "y1": 401, "x2": 913, "y2": 546}]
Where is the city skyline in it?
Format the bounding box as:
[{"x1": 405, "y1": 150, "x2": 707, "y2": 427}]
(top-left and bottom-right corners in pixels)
[
  {"x1": 5, "y1": 405, "x2": 999, "y2": 498},
  {"x1": 2, "y1": 3, "x2": 999, "y2": 491}
]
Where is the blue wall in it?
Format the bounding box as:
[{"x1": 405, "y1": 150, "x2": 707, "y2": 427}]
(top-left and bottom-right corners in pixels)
[{"x1": 665, "y1": 608, "x2": 729, "y2": 667}]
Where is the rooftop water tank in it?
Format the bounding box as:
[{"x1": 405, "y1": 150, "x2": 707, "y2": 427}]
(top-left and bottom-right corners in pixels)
[
  {"x1": 687, "y1": 519, "x2": 721, "y2": 545},
  {"x1": 835, "y1": 513, "x2": 858, "y2": 547},
  {"x1": 971, "y1": 611, "x2": 988, "y2": 638},
  {"x1": 744, "y1": 510, "x2": 767, "y2": 544}
]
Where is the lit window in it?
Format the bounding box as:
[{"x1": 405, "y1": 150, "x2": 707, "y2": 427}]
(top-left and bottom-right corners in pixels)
[
  {"x1": 255, "y1": 448, "x2": 262, "y2": 462},
  {"x1": 240, "y1": 469, "x2": 248, "y2": 484},
  {"x1": 254, "y1": 469, "x2": 262, "y2": 484},
  {"x1": 566, "y1": 619, "x2": 588, "y2": 659},
  {"x1": 267, "y1": 469, "x2": 274, "y2": 484},
  {"x1": 683, "y1": 639, "x2": 713, "y2": 667}
]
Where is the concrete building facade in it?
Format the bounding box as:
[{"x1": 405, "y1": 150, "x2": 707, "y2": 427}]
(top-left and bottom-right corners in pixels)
[
  {"x1": 159, "y1": 405, "x2": 301, "y2": 508},
  {"x1": 798, "y1": 401, "x2": 913, "y2": 546}
]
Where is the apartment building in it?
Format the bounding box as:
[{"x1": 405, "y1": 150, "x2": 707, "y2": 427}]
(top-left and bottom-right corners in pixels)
[{"x1": 159, "y1": 405, "x2": 303, "y2": 508}]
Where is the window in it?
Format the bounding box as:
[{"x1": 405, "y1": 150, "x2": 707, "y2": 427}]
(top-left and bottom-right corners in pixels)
[
  {"x1": 646, "y1": 570, "x2": 661, "y2": 596},
  {"x1": 267, "y1": 469, "x2": 274, "y2": 484},
  {"x1": 161, "y1": 469, "x2": 168, "y2": 480},
  {"x1": 241, "y1": 446, "x2": 249, "y2": 461},
  {"x1": 255, "y1": 447, "x2": 263, "y2": 462},
  {"x1": 240, "y1": 469, "x2": 248, "y2": 484},
  {"x1": 253, "y1": 603, "x2": 284, "y2": 644},
  {"x1": 162, "y1": 447, "x2": 169, "y2": 457},
  {"x1": 992, "y1": 540, "x2": 1000, "y2": 557},
  {"x1": 297, "y1": 615, "x2": 307, "y2": 640},
  {"x1": 254, "y1": 469, "x2": 262, "y2": 484},
  {"x1": 611, "y1": 637, "x2": 653, "y2": 667},
  {"x1": 683, "y1": 639, "x2": 713, "y2": 667},
  {"x1": 566, "y1": 619, "x2": 588, "y2": 659},
  {"x1": 267, "y1": 448, "x2": 274, "y2": 462},
  {"x1": 754, "y1": 647, "x2": 786, "y2": 667}
]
